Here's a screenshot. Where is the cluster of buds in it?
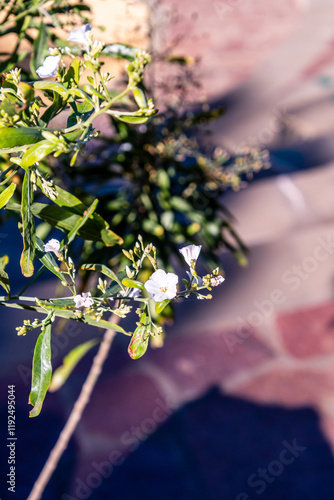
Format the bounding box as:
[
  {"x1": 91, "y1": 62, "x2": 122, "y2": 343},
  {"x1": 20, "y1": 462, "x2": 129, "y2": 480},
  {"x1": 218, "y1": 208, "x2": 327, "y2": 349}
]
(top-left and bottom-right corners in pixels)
[
  {"x1": 16, "y1": 313, "x2": 54, "y2": 336},
  {"x1": 127, "y1": 50, "x2": 151, "y2": 87}
]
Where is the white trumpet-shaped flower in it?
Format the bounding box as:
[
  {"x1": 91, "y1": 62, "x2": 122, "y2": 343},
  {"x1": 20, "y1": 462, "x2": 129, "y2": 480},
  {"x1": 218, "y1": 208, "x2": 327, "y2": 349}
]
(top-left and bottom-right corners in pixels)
[
  {"x1": 73, "y1": 292, "x2": 94, "y2": 309},
  {"x1": 67, "y1": 24, "x2": 91, "y2": 49},
  {"x1": 44, "y1": 238, "x2": 61, "y2": 257},
  {"x1": 144, "y1": 269, "x2": 178, "y2": 302},
  {"x1": 179, "y1": 244, "x2": 202, "y2": 267},
  {"x1": 36, "y1": 55, "x2": 60, "y2": 79}
]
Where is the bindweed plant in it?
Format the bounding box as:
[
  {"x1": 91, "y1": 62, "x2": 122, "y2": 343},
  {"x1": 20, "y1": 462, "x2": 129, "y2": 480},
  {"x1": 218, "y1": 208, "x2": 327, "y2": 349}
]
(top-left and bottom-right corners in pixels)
[
  {"x1": 0, "y1": 21, "x2": 199, "y2": 417},
  {"x1": 0, "y1": 3, "x2": 269, "y2": 497}
]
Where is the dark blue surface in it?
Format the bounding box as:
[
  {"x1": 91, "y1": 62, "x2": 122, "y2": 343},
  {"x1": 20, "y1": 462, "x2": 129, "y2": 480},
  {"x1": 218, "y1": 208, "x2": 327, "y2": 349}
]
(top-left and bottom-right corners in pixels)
[{"x1": 86, "y1": 389, "x2": 334, "y2": 500}]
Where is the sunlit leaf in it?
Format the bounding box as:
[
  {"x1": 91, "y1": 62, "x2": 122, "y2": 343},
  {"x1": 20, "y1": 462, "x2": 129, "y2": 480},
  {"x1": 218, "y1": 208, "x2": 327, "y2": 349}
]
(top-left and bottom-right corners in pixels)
[
  {"x1": 114, "y1": 114, "x2": 149, "y2": 124},
  {"x1": 29, "y1": 321, "x2": 52, "y2": 417},
  {"x1": 0, "y1": 183, "x2": 16, "y2": 209},
  {"x1": 128, "y1": 326, "x2": 149, "y2": 359},
  {"x1": 121, "y1": 278, "x2": 144, "y2": 290},
  {"x1": 0, "y1": 254, "x2": 10, "y2": 296},
  {"x1": 102, "y1": 43, "x2": 138, "y2": 61},
  {"x1": 21, "y1": 140, "x2": 57, "y2": 169},
  {"x1": 155, "y1": 299, "x2": 170, "y2": 314},
  {"x1": 20, "y1": 170, "x2": 35, "y2": 277},
  {"x1": 33, "y1": 81, "x2": 68, "y2": 98},
  {"x1": 82, "y1": 263, "x2": 123, "y2": 289},
  {"x1": 31, "y1": 20, "x2": 48, "y2": 77},
  {"x1": 0, "y1": 127, "x2": 43, "y2": 149}
]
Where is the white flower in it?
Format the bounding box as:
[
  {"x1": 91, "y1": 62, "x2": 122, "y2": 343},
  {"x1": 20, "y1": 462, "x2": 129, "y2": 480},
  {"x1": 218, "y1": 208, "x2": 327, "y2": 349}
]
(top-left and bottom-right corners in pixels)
[
  {"x1": 36, "y1": 55, "x2": 60, "y2": 79},
  {"x1": 67, "y1": 24, "x2": 91, "y2": 49},
  {"x1": 210, "y1": 276, "x2": 225, "y2": 287},
  {"x1": 179, "y1": 244, "x2": 202, "y2": 267},
  {"x1": 74, "y1": 292, "x2": 94, "y2": 308},
  {"x1": 44, "y1": 238, "x2": 61, "y2": 257},
  {"x1": 144, "y1": 269, "x2": 178, "y2": 302},
  {"x1": 120, "y1": 288, "x2": 141, "y2": 299}
]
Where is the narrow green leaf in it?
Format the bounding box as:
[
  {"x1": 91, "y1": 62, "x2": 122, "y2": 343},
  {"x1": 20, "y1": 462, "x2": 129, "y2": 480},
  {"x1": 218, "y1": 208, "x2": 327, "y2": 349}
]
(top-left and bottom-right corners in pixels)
[
  {"x1": 49, "y1": 339, "x2": 99, "y2": 392},
  {"x1": 68, "y1": 88, "x2": 94, "y2": 107},
  {"x1": 40, "y1": 92, "x2": 63, "y2": 127},
  {"x1": 128, "y1": 326, "x2": 149, "y2": 359},
  {"x1": 155, "y1": 299, "x2": 171, "y2": 314},
  {"x1": 20, "y1": 170, "x2": 35, "y2": 277},
  {"x1": 102, "y1": 43, "x2": 138, "y2": 61},
  {"x1": 81, "y1": 84, "x2": 106, "y2": 100},
  {"x1": 133, "y1": 86, "x2": 147, "y2": 109},
  {"x1": 63, "y1": 57, "x2": 81, "y2": 88},
  {"x1": 0, "y1": 183, "x2": 16, "y2": 209},
  {"x1": 31, "y1": 20, "x2": 48, "y2": 77},
  {"x1": 82, "y1": 263, "x2": 123, "y2": 289},
  {"x1": 21, "y1": 140, "x2": 57, "y2": 169},
  {"x1": 29, "y1": 321, "x2": 52, "y2": 417},
  {"x1": 114, "y1": 114, "x2": 149, "y2": 125},
  {"x1": 33, "y1": 81, "x2": 68, "y2": 98},
  {"x1": 0, "y1": 254, "x2": 10, "y2": 296},
  {"x1": 121, "y1": 278, "x2": 144, "y2": 290},
  {"x1": 0, "y1": 128, "x2": 43, "y2": 149},
  {"x1": 36, "y1": 182, "x2": 122, "y2": 246},
  {"x1": 64, "y1": 198, "x2": 98, "y2": 246}
]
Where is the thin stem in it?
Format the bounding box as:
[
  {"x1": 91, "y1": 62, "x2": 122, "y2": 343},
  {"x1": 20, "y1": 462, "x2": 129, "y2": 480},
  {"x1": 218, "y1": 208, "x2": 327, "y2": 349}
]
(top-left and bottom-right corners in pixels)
[
  {"x1": 27, "y1": 314, "x2": 119, "y2": 500},
  {"x1": 0, "y1": 0, "x2": 48, "y2": 34}
]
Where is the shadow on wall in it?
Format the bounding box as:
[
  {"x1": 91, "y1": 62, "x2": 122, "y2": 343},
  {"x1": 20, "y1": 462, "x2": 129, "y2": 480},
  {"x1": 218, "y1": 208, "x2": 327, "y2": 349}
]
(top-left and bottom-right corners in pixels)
[{"x1": 81, "y1": 388, "x2": 334, "y2": 500}]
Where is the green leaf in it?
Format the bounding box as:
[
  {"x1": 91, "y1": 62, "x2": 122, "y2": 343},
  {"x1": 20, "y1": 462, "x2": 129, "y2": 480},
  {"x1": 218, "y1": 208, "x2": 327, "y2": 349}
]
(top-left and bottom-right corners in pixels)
[
  {"x1": 33, "y1": 81, "x2": 68, "y2": 98},
  {"x1": 31, "y1": 20, "x2": 48, "y2": 77},
  {"x1": 155, "y1": 299, "x2": 171, "y2": 314},
  {"x1": 121, "y1": 278, "x2": 145, "y2": 290},
  {"x1": 29, "y1": 321, "x2": 52, "y2": 417},
  {"x1": 0, "y1": 254, "x2": 10, "y2": 296},
  {"x1": 128, "y1": 326, "x2": 149, "y2": 359},
  {"x1": 0, "y1": 127, "x2": 43, "y2": 149},
  {"x1": 81, "y1": 84, "x2": 106, "y2": 100},
  {"x1": 114, "y1": 114, "x2": 149, "y2": 125},
  {"x1": 67, "y1": 88, "x2": 95, "y2": 108},
  {"x1": 49, "y1": 338, "x2": 99, "y2": 392},
  {"x1": 21, "y1": 140, "x2": 57, "y2": 169},
  {"x1": 40, "y1": 92, "x2": 63, "y2": 127},
  {"x1": 20, "y1": 170, "x2": 35, "y2": 277},
  {"x1": 64, "y1": 198, "x2": 98, "y2": 246},
  {"x1": 37, "y1": 183, "x2": 122, "y2": 246},
  {"x1": 102, "y1": 43, "x2": 138, "y2": 61},
  {"x1": 82, "y1": 263, "x2": 123, "y2": 289},
  {"x1": 31, "y1": 202, "x2": 121, "y2": 246},
  {"x1": 67, "y1": 100, "x2": 94, "y2": 128},
  {"x1": 63, "y1": 57, "x2": 81, "y2": 88},
  {"x1": 0, "y1": 183, "x2": 16, "y2": 209},
  {"x1": 133, "y1": 86, "x2": 147, "y2": 109}
]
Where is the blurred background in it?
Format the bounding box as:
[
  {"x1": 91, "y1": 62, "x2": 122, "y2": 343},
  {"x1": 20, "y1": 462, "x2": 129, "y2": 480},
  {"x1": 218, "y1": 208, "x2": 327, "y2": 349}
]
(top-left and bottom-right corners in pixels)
[{"x1": 2, "y1": 0, "x2": 334, "y2": 498}]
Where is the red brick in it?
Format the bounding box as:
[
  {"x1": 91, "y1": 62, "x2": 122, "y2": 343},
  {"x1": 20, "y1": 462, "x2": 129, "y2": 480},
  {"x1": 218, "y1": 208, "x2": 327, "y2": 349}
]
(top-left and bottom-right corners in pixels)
[{"x1": 277, "y1": 301, "x2": 334, "y2": 358}]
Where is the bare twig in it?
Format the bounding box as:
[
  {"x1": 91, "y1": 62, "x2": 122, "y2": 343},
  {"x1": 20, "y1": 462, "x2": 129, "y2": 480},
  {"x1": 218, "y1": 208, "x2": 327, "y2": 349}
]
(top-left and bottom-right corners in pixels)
[{"x1": 27, "y1": 316, "x2": 119, "y2": 500}]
